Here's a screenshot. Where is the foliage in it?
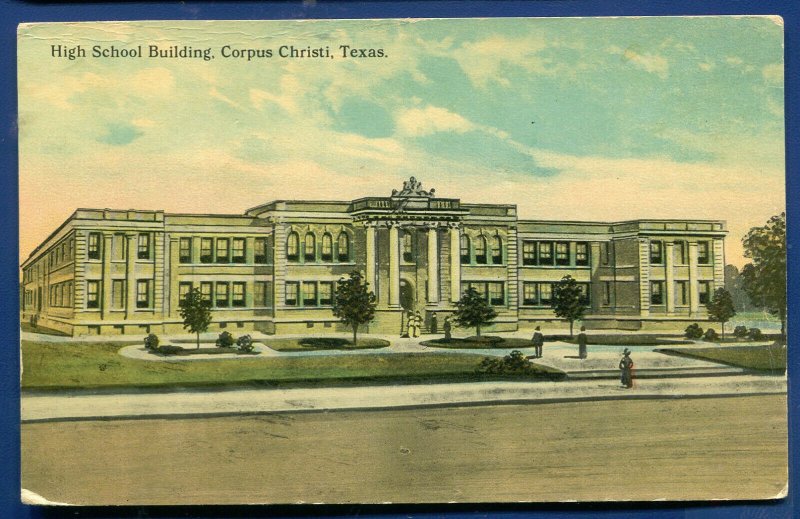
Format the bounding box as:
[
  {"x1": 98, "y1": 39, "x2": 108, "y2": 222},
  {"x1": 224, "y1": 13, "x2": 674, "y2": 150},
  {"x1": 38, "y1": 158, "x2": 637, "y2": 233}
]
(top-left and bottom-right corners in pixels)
[
  {"x1": 216, "y1": 331, "x2": 235, "y2": 348},
  {"x1": 685, "y1": 323, "x2": 704, "y2": 339},
  {"x1": 703, "y1": 328, "x2": 719, "y2": 341},
  {"x1": 705, "y1": 288, "x2": 736, "y2": 339},
  {"x1": 143, "y1": 333, "x2": 159, "y2": 350},
  {"x1": 236, "y1": 334, "x2": 254, "y2": 353},
  {"x1": 740, "y1": 213, "x2": 786, "y2": 337},
  {"x1": 453, "y1": 287, "x2": 497, "y2": 337},
  {"x1": 179, "y1": 287, "x2": 213, "y2": 349},
  {"x1": 748, "y1": 328, "x2": 764, "y2": 341},
  {"x1": 332, "y1": 271, "x2": 377, "y2": 346},
  {"x1": 733, "y1": 326, "x2": 749, "y2": 339},
  {"x1": 551, "y1": 275, "x2": 589, "y2": 336},
  {"x1": 476, "y1": 350, "x2": 532, "y2": 374}
]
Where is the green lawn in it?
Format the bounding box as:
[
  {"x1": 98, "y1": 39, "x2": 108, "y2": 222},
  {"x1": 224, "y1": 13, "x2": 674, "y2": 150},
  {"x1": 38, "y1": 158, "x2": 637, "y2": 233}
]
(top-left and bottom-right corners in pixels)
[
  {"x1": 264, "y1": 337, "x2": 390, "y2": 351},
  {"x1": 551, "y1": 334, "x2": 690, "y2": 346},
  {"x1": 421, "y1": 337, "x2": 536, "y2": 349},
  {"x1": 21, "y1": 340, "x2": 562, "y2": 390},
  {"x1": 659, "y1": 343, "x2": 787, "y2": 372}
]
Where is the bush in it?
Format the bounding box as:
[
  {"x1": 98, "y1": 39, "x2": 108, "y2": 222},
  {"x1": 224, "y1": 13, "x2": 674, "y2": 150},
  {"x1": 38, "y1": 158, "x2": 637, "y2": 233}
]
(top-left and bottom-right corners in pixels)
[
  {"x1": 733, "y1": 325, "x2": 749, "y2": 338},
  {"x1": 143, "y1": 333, "x2": 160, "y2": 350},
  {"x1": 703, "y1": 328, "x2": 719, "y2": 341},
  {"x1": 685, "y1": 323, "x2": 704, "y2": 339},
  {"x1": 216, "y1": 331, "x2": 235, "y2": 348},
  {"x1": 476, "y1": 350, "x2": 532, "y2": 374},
  {"x1": 748, "y1": 328, "x2": 764, "y2": 341},
  {"x1": 236, "y1": 334, "x2": 254, "y2": 353}
]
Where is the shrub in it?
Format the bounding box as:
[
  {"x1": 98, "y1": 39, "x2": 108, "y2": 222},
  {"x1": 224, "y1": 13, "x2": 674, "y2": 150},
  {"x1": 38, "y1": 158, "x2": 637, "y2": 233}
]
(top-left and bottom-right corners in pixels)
[
  {"x1": 748, "y1": 328, "x2": 764, "y2": 341},
  {"x1": 236, "y1": 334, "x2": 254, "y2": 353},
  {"x1": 733, "y1": 325, "x2": 749, "y2": 338},
  {"x1": 476, "y1": 350, "x2": 532, "y2": 374},
  {"x1": 216, "y1": 331, "x2": 235, "y2": 348},
  {"x1": 703, "y1": 328, "x2": 719, "y2": 341},
  {"x1": 685, "y1": 323, "x2": 704, "y2": 339},
  {"x1": 143, "y1": 333, "x2": 160, "y2": 350}
]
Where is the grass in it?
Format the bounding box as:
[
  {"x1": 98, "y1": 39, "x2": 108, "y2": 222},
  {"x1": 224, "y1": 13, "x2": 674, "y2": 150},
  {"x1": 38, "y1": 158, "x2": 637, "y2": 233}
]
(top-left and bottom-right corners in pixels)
[
  {"x1": 658, "y1": 343, "x2": 786, "y2": 373},
  {"x1": 152, "y1": 345, "x2": 257, "y2": 356},
  {"x1": 549, "y1": 334, "x2": 690, "y2": 346},
  {"x1": 421, "y1": 337, "x2": 537, "y2": 349},
  {"x1": 264, "y1": 337, "x2": 390, "y2": 351},
  {"x1": 21, "y1": 340, "x2": 562, "y2": 391},
  {"x1": 20, "y1": 322, "x2": 70, "y2": 336}
]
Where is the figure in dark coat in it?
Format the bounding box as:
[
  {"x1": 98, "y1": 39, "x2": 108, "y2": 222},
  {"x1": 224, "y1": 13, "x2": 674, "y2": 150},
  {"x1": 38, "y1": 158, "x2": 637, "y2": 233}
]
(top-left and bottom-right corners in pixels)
[
  {"x1": 430, "y1": 312, "x2": 438, "y2": 334},
  {"x1": 443, "y1": 316, "x2": 452, "y2": 341},
  {"x1": 577, "y1": 326, "x2": 588, "y2": 359},
  {"x1": 531, "y1": 326, "x2": 544, "y2": 358},
  {"x1": 619, "y1": 348, "x2": 634, "y2": 388}
]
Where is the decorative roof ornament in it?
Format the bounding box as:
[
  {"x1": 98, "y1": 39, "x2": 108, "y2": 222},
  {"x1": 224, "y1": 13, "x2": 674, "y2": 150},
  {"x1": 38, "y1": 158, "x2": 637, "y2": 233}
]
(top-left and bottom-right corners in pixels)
[{"x1": 391, "y1": 176, "x2": 435, "y2": 198}]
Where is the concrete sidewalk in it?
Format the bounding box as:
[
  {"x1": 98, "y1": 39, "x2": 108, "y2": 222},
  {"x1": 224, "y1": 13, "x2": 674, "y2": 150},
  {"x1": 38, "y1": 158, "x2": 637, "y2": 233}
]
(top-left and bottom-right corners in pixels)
[{"x1": 21, "y1": 375, "x2": 786, "y2": 423}]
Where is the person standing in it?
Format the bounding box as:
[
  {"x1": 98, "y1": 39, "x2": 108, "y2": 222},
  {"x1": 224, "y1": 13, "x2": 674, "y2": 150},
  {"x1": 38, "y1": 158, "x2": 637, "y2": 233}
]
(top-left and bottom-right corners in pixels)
[
  {"x1": 430, "y1": 312, "x2": 438, "y2": 334},
  {"x1": 412, "y1": 311, "x2": 423, "y2": 338},
  {"x1": 619, "y1": 348, "x2": 634, "y2": 388},
  {"x1": 577, "y1": 326, "x2": 588, "y2": 359},
  {"x1": 443, "y1": 316, "x2": 452, "y2": 341},
  {"x1": 404, "y1": 310, "x2": 414, "y2": 338},
  {"x1": 531, "y1": 325, "x2": 544, "y2": 358}
]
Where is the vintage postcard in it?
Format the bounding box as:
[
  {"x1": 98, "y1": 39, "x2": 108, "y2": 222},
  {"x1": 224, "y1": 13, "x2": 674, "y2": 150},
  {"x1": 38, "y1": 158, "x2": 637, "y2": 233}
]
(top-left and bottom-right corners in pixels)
[{"x1": 18, "y1": 17, "x2": 786, "y2": 505}]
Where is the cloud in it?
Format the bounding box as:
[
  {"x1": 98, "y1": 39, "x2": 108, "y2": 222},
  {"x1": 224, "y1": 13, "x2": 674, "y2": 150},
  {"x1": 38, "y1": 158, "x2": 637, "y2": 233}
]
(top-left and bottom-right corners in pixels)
[
  {"x1": 762, "y1": 63, "x2": 784, "y2": 84},
  {"x1": 609, "y1": 46, "x2": 669, "y2": 78},
  {"x1": 395, "y1": 105, "x2": 475, "y2": 137},
  {"x1": 450, "y1": 35, "x2": 552, "y2": 88}
]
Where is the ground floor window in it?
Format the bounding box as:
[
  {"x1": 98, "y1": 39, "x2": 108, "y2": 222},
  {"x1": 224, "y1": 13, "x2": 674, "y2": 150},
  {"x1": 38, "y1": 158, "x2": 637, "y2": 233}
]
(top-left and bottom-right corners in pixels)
[
  {"x1": 699, "y1": 281, "x2": 711, "y2": 304},
  {"x1": 112, "y1": 279, "x2": 125, "y2": 309},
  {"x1": 86, "y1": 280, "x2": 100, "y2": 309},
  {"x1": 461, "y1": 281, "x2": 506, "y2": 306},
  {"x1": 136, "y1": 280, "x2": 151, "y2": 309},
  {"x1": 677, "y1": 281, "x2": 688, "y2": 306},
  {"x1": 650, "y1": 281, "x2": 663, "y2": 305},
  {"x1": 232, "y1": 282, "x2": 246, "y2": 307}
]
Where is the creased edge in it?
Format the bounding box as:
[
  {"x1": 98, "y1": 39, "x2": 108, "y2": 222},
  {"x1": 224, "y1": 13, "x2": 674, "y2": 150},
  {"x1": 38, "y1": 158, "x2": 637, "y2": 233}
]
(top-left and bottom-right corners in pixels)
[{"x1": 21, "y1": 488, "x2": 76, "y2": 506}]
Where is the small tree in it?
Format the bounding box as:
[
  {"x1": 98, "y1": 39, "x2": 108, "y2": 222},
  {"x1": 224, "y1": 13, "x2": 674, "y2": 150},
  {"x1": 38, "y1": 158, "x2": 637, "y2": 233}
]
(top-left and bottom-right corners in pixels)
[
  {"x1": 332, "y1": 271, "x2": 377, "y2": 346},
  {"x1": 179, "y1": 287, "x2": 212, "y2": 349},
  {"x1": 454, "y1": 287, "x2": 497, "y2": 337},
  {"x1": 551, "y1": 275, "x2": 589, "y2": 337},
  {"x1": 706, "y1": 287, "x2": 736, "y2": 339}
]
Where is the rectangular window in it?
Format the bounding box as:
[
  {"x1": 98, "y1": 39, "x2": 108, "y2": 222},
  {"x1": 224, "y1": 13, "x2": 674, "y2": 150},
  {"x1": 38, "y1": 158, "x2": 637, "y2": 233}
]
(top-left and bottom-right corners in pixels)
[
  {"x1": 254, "y1": 237, "x2": 268, "y2": 264},
  {"x1": 232, "y1": 238, "x2": 246, "y2": 264},
  {"x1": 179, "y1": 237, "x2": 192, "y2": 263},
  {"x1": 555, "y1": 242, "x2": 570, "y2": 266},
  {"x1": 402, "y1": 232, "x2": 413, "y2": 263},
  {"x1": 137, "y1": 233, "x2": 150, "y2": 260},
  {"x1": 491, "y1": 238, "x2": 502, "y2": 264},
  {"x1": 86, "y1": 281, "x2": 100, "y2": 309},
  {"x1": 178, "y1": 282, "x2": 193, "y2": 302},
  {"x1": 539, "y1": 242, "x2": 553, "y2": 265},
  {"x1": 522, "y1": 282, "x2": 537, "y2": 306},
  {"x1": 699, "y1": 281, "x2": 711, "y2": 304},
  {"x1": 601, "y1": 242, "x2": 610, "y2": 265},
  {"x1": 200, "y1": 238, "x2": 214, "y2": 263},
  {"x1": 488, "y1": 282, "x2": 504, "y2": 306},
  {"x1": 319, "y1": 282, "x2": 334, "y2": 306},
  {"x1": 305, "y1": 234, "x2": 316, "y2": 262},
  {"x1": 539, "y1": 283, "x2": 553, "y2": 305},
  {"x1": 88, "y1": 233, "x2": 101, "y2": 260},
  {"x1": 677, "y1": 281, "x2": 688, "y2": 306},
  {"x1": 579, "y1": 283, "x2": 591, "y2": 305},
  {"x1": 112, "y1": 280, "x2": 125, "y2": 309},
  {"x1": 603, "y1": 281, "x2": 611, "y2": 305},
  {"x1": 650, "y1": 240, "x2": 663, "y2": 264},
  {"x1": 66, "y1": 282, "x2": 72, "y2": 308},
  {"x1": 474, "y1": 238, "x2": 487, "y2": 265},
  {"x1": 697, "y1": 241, "x2": 711, "y2": 264},
  {"x1": 303, "y1": 281, "x2": 317, "y2": 306},
  {"x1": 254, "y1": 281, "x2": 267, "y2": 307},
  {"x1": 136, "y1": 280, "x2": 150, "y2": 308},
  {"x1": 216, "y1": 238, "x2": 230, "y2": 263},
  {"x1": 522, "y1": 241, "x2": 537, "y2": 266},
  {"x1": 650, "y1": 281, "x2": 664, "y2": 305},
  {"x1": 321, "y1": 235, "x2": 333, "y2": 261},
  {"x1": 285, "y1": 282, "x2": 299, "y2": 306},
  {"x1": 200, "y1": 282, "x2": 213, "y2": 303},
  {"x1": 56, "y1": 284, "x2": 63, "y2": 307},
  {"x1": 473, "y1": 282, "x2": 488, "y2": 301},
  {"x1": 675, "y1": 241, "x2": 686, "y2": 264},
  {"x1": 575, "y1": 242, "x2": 590, "y2": 266},
  {"x1": 232, "y1": 282, "x2": 246, "y2": 307},
  {"x1": 215, "y1": 282, "x2": 229, "y2": 308}
]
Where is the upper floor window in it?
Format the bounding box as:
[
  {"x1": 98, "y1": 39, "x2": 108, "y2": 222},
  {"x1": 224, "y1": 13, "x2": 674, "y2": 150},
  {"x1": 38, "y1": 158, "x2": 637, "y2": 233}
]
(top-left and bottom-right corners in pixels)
[
  {"x1": 200, "y1": 238, "x2": 214, "y2": 263},
  {"x1": 88, "y1": 232, "x2": 101, "y2": 260},
  {"x1": 491, "y1": 236, "x2": 502, "y2": 264},
  {"x1": 304, "y1": 233, "x2": 316, "y2": 262},
  {"x1": 321, "y1": 233, "x2": 333, "y2": 261},
  {"x1": 539, "y1": 242, "x2": 553, "y2": 265},
  {"x1": 216, "y1": 238, "x2": 230, "y2": 263},
  {"x1": 460, "y1": 235, "x2": 471, "y2": 264},
  {"x1": 474, "y1": 236, "x2": 487, "y2": 264},
  {"x1": 254, "y1": 237, "x2": 268, "y2": 264},
  {"x1": 337, "y1": 232, "x2": 350, "y2": 262},
  {"x1": 650, "y1": 240, "x2": 663, "y2": 264},
  {"x1": 137, "y1": 233, "x2": 151, "y2": 260},
  {"x1": 402, "y1": 231, "x2": 413, "y2": 262},
  {"x1": 576, "y1": 242, "x2": 589, "y2": 266},
  {"x1": 697, "y1": 241, "x2": 711, "y2": 265},
  {"x1": 601, "y1": 242, "x2": 610, "y2": 265},
  {"x1": 232, "y1": 238, "x2": 246, "y2": 263},
  {"x1": 179, "y1": 237, "x2": 192, "y2": 263},
  {"x1": 286, "y1": 232, "x2": 299, "y2": 262},
  {"x1": 522, "y1": 241, "x2": 536, "y2": 266},
  {"x1": 555, "y1": 242, "x2": 570, "y2": 266}
]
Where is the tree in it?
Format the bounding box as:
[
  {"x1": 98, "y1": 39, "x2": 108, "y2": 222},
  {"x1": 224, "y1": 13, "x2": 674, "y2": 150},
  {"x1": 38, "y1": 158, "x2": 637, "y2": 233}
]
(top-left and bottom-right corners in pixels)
[
  {"x1": 551, "y1": 275, "x2": 589, "y2": 336},
  {"x1": 332, "y1": 270, "x2": 377, "y2": 346},
  {"x1": 706, "y1": 287, "x2": 736, "y2": 339},
  {"x1": 740, "y1": 213, "x2": 786, "y2": 338},
  {"x1": 453, "y1": 287, "x2": 497, "y2": 337},
  {"x1": 179, "y1": 287, "x2": 212, "y2": 349}
]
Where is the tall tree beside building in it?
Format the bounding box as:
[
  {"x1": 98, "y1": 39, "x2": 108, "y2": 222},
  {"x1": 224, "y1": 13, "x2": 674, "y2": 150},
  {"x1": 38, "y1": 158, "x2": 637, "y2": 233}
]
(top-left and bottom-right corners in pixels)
[
  {"x1": 454, "y1": 287, "x2": 497, "y2": 338},
  {"x1": 706, "y1": 287, "x2": 736, "y2": 339},
  {"x1": 179, "y1": 287, "x2": 212, "y2": 349},
  {"x1": 740, "y1": 212, "x2": 786, "y2": 338},
  {"x1": 332, "y1": 270, "x2": 377, "y2": 345},
  {"x1": 552, "y1": 275, "x2": 589, "y2": 337}
]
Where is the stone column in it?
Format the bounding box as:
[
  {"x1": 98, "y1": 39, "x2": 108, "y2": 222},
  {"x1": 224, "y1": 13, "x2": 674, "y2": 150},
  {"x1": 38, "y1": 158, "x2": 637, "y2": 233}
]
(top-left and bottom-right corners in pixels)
[
  {"x1": 365, "y1": 223, "x2": 377, "y2": 294},
  {"x1": 388, "y1": 222, "x2": 400, "y2": 308},
  {"x1": 125, "y1": 233, "x2": 138, "y2": 319},
  {"x1": 427, "y1": 224, "x2": 439, "y2": 304},
  {"x1": 101, "y1": 233, "x2": 113, "y2": 319},
  {"x1": 449, "y1": 224, "x2": 461, "y2": 303},
  {"x1": 688, "y1": 242, "x2": 699, "y2": 316},
  {"x1": 665, "y1": 241, "x2": 675, "y2": 315}
]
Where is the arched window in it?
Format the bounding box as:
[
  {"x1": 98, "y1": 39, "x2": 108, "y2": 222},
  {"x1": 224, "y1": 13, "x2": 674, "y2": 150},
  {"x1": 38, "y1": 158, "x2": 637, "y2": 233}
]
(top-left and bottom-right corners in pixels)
[
  {"x1": 460, "y1": 235, "x2": 471, "y2": 264},
  {"x1": 304, "y1": 232, "x2": 316, "y2": 262},
  {"x1": 475, "y1": 236, "x2": 488, "y2": 264},
  {"x1": 337, "y1": 232, "x2": 350, "y2": 262},
  {"x1": 286, "y1": 231, "x2": 299, "y2": 262},
  {"x1": 491, "y1": 236, "x2": 503, "y2": 264},
  {"x1": 321, "y1": 233, "x2": 333, "y2": 261},
  {"x1": 402, "y1": 230, "x2": 413, "y2": 262}
]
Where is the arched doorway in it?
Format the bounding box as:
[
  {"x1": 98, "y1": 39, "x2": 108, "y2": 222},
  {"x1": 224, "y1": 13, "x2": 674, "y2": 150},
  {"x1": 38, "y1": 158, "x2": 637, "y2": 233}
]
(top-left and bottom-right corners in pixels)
[{"x1": 399, "y1": 279, "x2": 415, "y2": 311}]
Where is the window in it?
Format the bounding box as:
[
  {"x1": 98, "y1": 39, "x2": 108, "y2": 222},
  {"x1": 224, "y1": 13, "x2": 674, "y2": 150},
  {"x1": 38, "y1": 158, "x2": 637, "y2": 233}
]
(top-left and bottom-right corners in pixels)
[
  {"x1": 254, "y1": 281, "x2": 269, "y2": 307},
  {"x1": 287, "y1": 232, "x2": 299, "y2": 262},
  {"x1": 216, "y1": 238, "x2": 230, "y2": 263},
  {"x1": 137, "y1": 233, "x2": 150, "y2": 260},
  {"x1": 650, "y1": 281, "x2": 663, "y2": 305},
  {"x1": 321, "y1": 233, "x2": 333, "y2": 261},
  {"x1": 88, "y1": 233, "x2": 101, "y2": 260},
  {"x1": 254, "y1": 237, "x2": 268, "y2": 264},
  {"x1": 650, "y1": 240, "x2": 663, "y2": 264},
  {"x1": 579, "y1": 283, "x2": 591, "y2": 305},
  {"x1": 112, "y1": 280, "x2": 125, "y2": 309},
  {"x1": 603, "y1": 281, "x2": 611, "y2": 305},
  {"x1": 555, "y1": 242, "x2": 570, "y2": 266},
  {"x1": 337, "y1": 232, "x2": 350, "y2": 262},
  {"x1": 200, "y1": 282, "x2": 213, "y2": 303},
  {"x1": 136, "y1": 280, "x2": 150, "y2": 309},
  {"x1": 215, "y1": 282, "x2": 229, "y2": 308},
  {"x1": 522, "y1": 241, "x2": 536, "y2": 266},
  {"x1": 697, "y1": 241, "x2": 710, "y2": 264},
  {"x1": 522, "y1": 282, "x2": 537, "y2": 306},
  {"x1": 232, "y1": 238, "x2": 246, "y2": 263},
  {"x1": 303, "y1": 281, "x2": 317, "y2": 306},
  {"x1": 601, "y1": 242, "x2": 610, "y2": 265},
  {"x1": 491, "y1": 236, "x2": 503, "y2": 264},
  {"x1": 539, "y1": 242, "x2": 553, "y2": 265},
  {"x1": 304, "y1": 233, "x2": 316, "y2": 262},
  {"x1": 475, "y1": 236, "x2": 487, "y2": 264},
  {"x1": 576, "y1": 242, "x2": 589, "y2": 266},
  {"x1": 179, "y1": 237, "x2": 192, "y2": 263},
  {"x1": 232, "y1": 282, "x2": 246, "y2": 307},
  {"x1": 402, "y1": 231, "x2": 413, "y2": 262},
  {"x1": 472, "y1": 282, "x2": 487, "y2": 301},
  {"x1": 178, "y1": 282, "x2": 193, "y2": 302},
  {"x1": 674, "y1": 241, "x2": 686, "y2": 264},
  {"x1": 460, "y1": 235, "x2": 471, "y2": 264},
  {"x1": 86, "y1": 281, "x2": 100, "y2": 309},
  {"x1": 699, "y1": 281, "x2": 711, "y2": 304},
  {"x1": 200, "y1": 238, "x2": 214, "y2": 263},
  {"x1": 539, "y1": 283, "x2": 553, "y2": 305},
  {"x1": 113, "y1": 234, "x2": 126, "y2": 261},
  {"x1": 285, "y1": 282, "x2": 299, "y2": 306},
  {"x1": 56, "y1": 284, "x2": 62, "y2": 307},
  {"x1": 319, "y1": 282, "x2": 333, "y2": 306},
  {"x1": 488, "y1": 282, "x2": 505, "y2": 306},
  {"x1": 677, "y1": 281, "x2": 688, "y2": 306}
]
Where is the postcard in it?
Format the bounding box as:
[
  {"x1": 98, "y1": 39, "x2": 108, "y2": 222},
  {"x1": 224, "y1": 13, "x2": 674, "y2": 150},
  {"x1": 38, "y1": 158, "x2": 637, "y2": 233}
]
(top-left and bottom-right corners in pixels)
[{"x1": 17, "y1": 17, "x2": 786, "y2": 505}]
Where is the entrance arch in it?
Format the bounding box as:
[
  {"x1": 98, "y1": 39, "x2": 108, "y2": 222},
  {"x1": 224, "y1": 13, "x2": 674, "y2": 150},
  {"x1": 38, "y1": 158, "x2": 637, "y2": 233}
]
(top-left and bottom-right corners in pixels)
[{"x1": 399, "y1": 278, "x2": 415, "y2": 311}]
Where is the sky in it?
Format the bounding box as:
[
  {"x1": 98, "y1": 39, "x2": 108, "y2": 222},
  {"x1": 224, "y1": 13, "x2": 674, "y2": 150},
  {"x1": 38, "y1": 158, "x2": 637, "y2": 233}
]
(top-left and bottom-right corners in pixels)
[{"x1": 18, "y1": 17, "x2": 785, "y2": 267}]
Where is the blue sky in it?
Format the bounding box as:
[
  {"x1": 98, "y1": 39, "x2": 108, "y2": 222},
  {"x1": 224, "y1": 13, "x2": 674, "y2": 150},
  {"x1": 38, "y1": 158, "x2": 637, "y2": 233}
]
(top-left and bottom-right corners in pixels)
[{"x1": 18, "y1": 17, "x2": 785, "y2": 266}]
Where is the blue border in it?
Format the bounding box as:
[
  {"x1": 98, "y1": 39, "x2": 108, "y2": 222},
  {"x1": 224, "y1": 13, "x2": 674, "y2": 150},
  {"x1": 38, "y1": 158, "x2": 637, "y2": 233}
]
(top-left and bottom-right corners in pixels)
[{"x1": 2, "y1": 1, "x2": 796, "y2": 518}]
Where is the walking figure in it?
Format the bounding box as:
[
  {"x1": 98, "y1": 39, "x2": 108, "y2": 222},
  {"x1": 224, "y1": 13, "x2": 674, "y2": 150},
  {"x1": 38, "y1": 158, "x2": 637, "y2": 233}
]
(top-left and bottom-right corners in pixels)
[
  {"x1": 531, "y1": 325, "x2": 544, "y2": 358},
  {"x1": 619, "y1": 348, "x2": 634, "y2": 388},
  {"x1": 443, "y1": 316, "x2": 452, "y2": 341},
  {"x1": 577, "y1": 326, "x2": 588, "y2": 359},
  {"x1": 403, "y1": 310, "x2": 414, "y2": 338},
  {"x1": 430, "y1": 312, "x2": 438, "y2": 334}
]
